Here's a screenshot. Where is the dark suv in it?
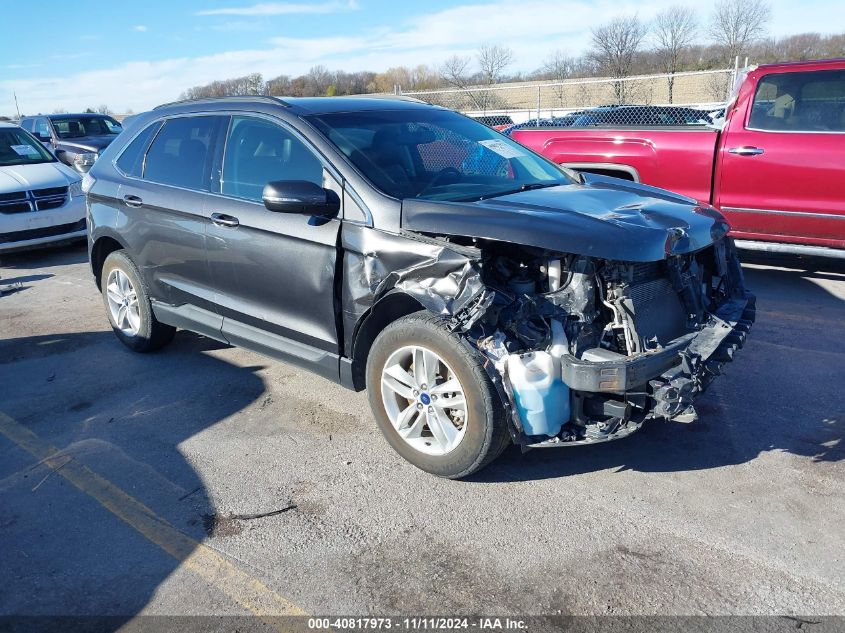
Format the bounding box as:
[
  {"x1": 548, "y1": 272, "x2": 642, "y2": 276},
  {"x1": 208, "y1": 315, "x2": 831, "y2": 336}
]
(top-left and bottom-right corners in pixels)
[
  {"x1": 21, "y1": 113, "x2": 123, "y2": 173},
  {"x1": 86, "y1": 95, "x2": 754, "y2": 478}
]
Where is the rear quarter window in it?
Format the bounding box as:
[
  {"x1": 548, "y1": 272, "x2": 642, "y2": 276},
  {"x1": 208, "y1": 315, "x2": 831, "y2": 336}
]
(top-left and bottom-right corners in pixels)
[{"x1": 115, "y1": 122, "x2": 162, "y2": 178}]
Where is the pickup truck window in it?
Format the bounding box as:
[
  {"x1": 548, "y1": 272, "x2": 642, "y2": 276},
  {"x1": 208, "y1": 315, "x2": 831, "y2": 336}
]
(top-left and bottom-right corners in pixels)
[
  {"x1": 50, "y1": 116, "x2": 123, "y2": 139},
  {"x1": 749, "y1": 69, "x2": 845, "y2": 133},
  {"x1": 307, "y1": 109, "x2": 572, "y2": 201}
]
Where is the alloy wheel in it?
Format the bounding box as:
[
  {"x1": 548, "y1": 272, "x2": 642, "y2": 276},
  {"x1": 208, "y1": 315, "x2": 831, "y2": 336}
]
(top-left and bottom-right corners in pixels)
[
  {"x1": 106, "y1": 269, "x2": 141, "y2": 336},
  {"x1": 380, "y1": 345, "x2": 468, "y2": 456}
]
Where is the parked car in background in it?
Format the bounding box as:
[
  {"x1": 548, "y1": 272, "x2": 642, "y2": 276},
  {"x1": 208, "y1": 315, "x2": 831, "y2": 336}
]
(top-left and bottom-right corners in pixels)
[
  {"x1": 501, "y1": 111, "x2": 590, "y2": 134},
  {"x1": 570, "y1": 105, "x2": 717, "y2": 127},
  {"x1": 86, "y1": 95, "x2": 753, "y2": 478},
  {"x1": 506, "y1": 59, "x2": 845, "y2": 258},
  {"x1": 20, "y1": 113, "x2": 123, "y2": 174},
  {"x1": 502, "y1": 106, "x2": 717, "y2": 135},
  {"x1": 0, "y1": 122, "x2": 85, "y2": 252}
]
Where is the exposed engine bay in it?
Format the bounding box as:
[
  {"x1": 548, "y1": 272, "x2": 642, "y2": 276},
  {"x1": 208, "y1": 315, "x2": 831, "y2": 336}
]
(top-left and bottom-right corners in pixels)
[
  {"x1": 342, "y1": 218, "x2": 754, "y2": 449},
  {"x1": 434, "y1": 236, "x2": 755, "y2": 447}
]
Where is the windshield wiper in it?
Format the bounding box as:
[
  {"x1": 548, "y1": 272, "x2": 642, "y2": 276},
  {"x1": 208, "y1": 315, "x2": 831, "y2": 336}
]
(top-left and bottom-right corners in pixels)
[{"x1": 463, "y1": 182, "x2": 559, "y2": 202}]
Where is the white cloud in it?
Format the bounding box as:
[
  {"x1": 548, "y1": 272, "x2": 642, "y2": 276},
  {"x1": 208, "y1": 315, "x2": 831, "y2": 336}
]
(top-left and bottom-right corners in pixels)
[
  {"x1": 4, "y1": 0, "x2": 844, "y2": 115},
  {"x1": 50, "y1": 52, "x2": 92, "y2": 61},
  {"x1": 196, "y1": 0, "x2": 358, "y2": 16},
  {"x1": 134, "y1": 25, "x2": 148, "y2": 32}
]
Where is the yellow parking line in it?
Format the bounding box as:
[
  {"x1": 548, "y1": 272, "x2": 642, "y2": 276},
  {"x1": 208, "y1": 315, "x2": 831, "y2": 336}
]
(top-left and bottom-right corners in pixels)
[{"x1": 0, "y1": 410, "x2": 306, "y2": 625}]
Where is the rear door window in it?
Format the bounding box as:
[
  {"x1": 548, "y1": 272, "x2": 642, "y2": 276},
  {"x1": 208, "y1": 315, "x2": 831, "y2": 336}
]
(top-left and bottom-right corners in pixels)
[
  {"x1": 749, "y1": 69, "x2": 845, "y2": 132},
  {"x1": 115, "y1": 122, "x2": 161, "y2": 178},
  {"x1": 144, "y1": 116, "x2": 225, "y2": 190}
]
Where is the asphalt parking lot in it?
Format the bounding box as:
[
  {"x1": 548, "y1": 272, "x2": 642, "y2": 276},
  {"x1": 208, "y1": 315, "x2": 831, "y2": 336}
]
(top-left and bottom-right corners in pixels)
[{"x1": 1, "y1": 241, "x2": 843, "y2": 620}]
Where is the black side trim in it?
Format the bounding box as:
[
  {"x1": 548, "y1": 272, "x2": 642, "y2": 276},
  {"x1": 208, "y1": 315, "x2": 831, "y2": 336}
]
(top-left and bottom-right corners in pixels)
[
  {"x1": 222, "y1": 318, "x2": 341, "y2": 383},
  {"x1": 150, "y1": 302, "x2": 227, "y2": 343}
]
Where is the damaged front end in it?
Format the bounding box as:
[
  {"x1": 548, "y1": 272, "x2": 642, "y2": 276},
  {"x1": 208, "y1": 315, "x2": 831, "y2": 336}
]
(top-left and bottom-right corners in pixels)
[{"x1": 369, "y1": 229, "x2": 754, "y2": 449}]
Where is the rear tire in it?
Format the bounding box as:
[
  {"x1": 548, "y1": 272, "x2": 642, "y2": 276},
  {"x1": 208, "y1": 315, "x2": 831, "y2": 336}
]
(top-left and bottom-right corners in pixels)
[
  {"x1": 101, "y1": 251, "x2": 175, "y2": 353},
  {"x1": 366, "y1": 312, "x2": 510, "y2": 478}
]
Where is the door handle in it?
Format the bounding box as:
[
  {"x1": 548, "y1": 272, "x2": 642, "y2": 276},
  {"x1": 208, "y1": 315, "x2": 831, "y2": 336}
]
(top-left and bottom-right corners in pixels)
[
  {"x1": 211, "y1": 213, "x2": 239, "y2": 228},
  {"x1": 728, "y1": 146, "x2": 765, "y2": 156},
  {"x1": 122, "y1": 195, "x2": 143, "y2": 208}
]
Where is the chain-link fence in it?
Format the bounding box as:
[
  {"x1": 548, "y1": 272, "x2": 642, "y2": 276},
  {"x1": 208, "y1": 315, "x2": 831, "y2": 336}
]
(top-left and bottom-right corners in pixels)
[{"x1": 401, "y1": 68, "x2": 736, "y2": 126}]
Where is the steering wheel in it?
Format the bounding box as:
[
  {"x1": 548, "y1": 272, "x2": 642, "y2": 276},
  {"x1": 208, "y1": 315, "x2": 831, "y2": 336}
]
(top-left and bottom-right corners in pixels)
[{"x1": 416, "y1": 167, "x2": 462, "y2": 197}]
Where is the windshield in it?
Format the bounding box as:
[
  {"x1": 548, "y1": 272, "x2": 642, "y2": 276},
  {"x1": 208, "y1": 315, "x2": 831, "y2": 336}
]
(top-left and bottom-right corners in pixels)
[
  {"x1": 50, "y1": 116, "x2": 122, "y2": 139},
  {"x1": 306, "y1": 108, "x2": 574, "y2": 201},
  {"x1": 0, "y1": 128, "x2": 56, "y2": 167}
]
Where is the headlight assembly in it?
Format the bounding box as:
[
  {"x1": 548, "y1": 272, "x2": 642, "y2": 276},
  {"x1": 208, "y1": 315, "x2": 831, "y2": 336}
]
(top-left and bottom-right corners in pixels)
[{"x1": 72, "y1": 152, "x2": 98, "y2": 173}]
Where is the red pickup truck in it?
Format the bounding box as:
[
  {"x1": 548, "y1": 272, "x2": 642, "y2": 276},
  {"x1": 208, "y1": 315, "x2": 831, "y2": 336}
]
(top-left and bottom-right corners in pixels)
[{"x1": 508, "y1": 59, "x2": 845, "y2": 257}]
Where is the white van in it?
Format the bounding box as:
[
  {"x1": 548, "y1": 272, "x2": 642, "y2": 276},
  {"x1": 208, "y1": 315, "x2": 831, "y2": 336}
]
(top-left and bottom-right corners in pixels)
[{"x1": 0, "y1": 122, "x2": 85, "y2": 252}]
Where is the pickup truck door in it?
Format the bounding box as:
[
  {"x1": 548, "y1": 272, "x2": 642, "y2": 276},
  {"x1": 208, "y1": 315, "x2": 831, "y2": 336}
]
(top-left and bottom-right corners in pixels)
[
  {"x1": 204, "y1": 115, "x2": 342, "y2": 380},
  {"x1": 715, "y1": 68, "x2": 845, "y2": 249}
]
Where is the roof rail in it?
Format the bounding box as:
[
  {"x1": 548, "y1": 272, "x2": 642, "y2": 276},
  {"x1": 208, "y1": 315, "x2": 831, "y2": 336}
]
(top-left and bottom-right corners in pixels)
[
  {"x1": 361, "y1": 94, "x2": 429, "y2": 104},
  {"x1": 153, "y1": 94, "x2": 290, "y2": 110}
]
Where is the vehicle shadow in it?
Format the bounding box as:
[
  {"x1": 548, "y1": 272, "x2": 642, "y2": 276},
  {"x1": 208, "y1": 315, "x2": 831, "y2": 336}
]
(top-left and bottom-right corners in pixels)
[
  {"x1": 0, "y1": 273, "x2": 53, "y2": 285},
  {"x1": 0, "y1": 329, "x2": 265, "y2": 623},
  {"x1": 474, "y1": 254, "x2": 845, "y2": 483},
  {"x1": 0, "y1": 240, "x2": 88, "y2": 271}
]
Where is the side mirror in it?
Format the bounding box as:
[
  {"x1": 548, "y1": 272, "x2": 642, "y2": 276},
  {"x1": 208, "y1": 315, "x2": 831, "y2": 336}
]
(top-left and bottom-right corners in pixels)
[
  {"x1": 262, "y1": 180, "x2": 339, "y2": 217},
  {"x1": 33, "y1": 132, "x2": 51, "y2": 143}
]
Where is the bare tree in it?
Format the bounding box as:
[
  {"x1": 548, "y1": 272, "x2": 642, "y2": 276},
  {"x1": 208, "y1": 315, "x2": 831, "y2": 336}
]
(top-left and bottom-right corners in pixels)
[
  {"x1": 475, "y1": 44, "x2": 513, "y2": 111},
  {"x1": 440, "y1": 55, "x2": 473, "y2": 89},
  {"x1": 654, "y1": 6, "x2": 698, "y2": 103},
  {"x1": 266, "y1": 74, "x2": 292, "y2": 96},
  {"x1": 439, "y1": 55, "x2": 483, "y2": 109},
  {"x1": 541, "y1": 50, "x2": 575, "y2": 107},
  {"x1": 589, "y1": 15, "x2": 648, "y2": 103},
  {"x1": 368, "y1": 65, "x2": 439, "y2": 93},
  {"x1": 477, "y1": 44, "x2": 514, "y2": 85},
  {"x1": 180, "y1": 73, "x2": 264, "y2": 100},
  {"x1": 708, "y1": 0, "x2": 771, "y2": 61},
  {"x1": 305, "y1": 65, "x2": 332, "y2": 95}
]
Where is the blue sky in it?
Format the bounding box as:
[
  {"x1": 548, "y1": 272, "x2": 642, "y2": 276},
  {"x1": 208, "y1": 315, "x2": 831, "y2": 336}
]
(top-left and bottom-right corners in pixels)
[{"x1": 2, "y1": 0, "x2": 843, "y2": 115}]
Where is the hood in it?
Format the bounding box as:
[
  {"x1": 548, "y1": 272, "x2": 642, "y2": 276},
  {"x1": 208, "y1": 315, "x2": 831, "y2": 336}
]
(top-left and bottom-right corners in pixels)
[
  {"x1": 56, "y1": 135, "x2": 116, "y2": 153},
  {"x1": 401, "y1": 175, "x2": 729, "y2": 262},
  {"x1": 0, "y1": 161, "x2": 80, "y2": 192}
]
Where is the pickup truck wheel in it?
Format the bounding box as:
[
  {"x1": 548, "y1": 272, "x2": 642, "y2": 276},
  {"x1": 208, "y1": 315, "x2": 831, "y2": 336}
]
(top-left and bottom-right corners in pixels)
[
  {"x1": 101, "y1": 251, "x2": 175, "y2": 353},
  {"x1": 366, "y1": 312, "x2": 510, "y2": 478}
]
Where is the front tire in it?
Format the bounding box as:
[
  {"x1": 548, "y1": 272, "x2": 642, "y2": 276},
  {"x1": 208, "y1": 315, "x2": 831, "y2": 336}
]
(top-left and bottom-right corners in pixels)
[
  {"x1": 101, "y1": 251, "x2": 175, "y2": 353},
  {"x1": 366, "y1": 312, "x2": 510, "y2": 478}
]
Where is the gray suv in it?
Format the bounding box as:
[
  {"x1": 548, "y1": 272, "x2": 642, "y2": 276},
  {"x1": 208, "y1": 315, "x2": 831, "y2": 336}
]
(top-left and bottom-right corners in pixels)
[{"x1": 86, "y1": 95, "x2": 754, "y2": 478}]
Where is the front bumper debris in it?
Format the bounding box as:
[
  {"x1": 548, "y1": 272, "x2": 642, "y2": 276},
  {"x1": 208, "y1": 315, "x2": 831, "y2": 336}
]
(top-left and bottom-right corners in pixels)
[
  {"x1": 650, "y1": 294, "x2": 756, "y2": 421},
  {"x1": 559, "y1": 294, "x2": 755, "y2": 397},
  {"x1": 525, "y1": 293, "x2": 756, "y2": 448}
]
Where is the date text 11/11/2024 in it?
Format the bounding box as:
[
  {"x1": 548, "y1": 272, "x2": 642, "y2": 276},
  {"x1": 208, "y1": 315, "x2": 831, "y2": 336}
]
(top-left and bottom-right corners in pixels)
[{"x1": 307, "y1": 617, "x2": 529, "y2": 630}]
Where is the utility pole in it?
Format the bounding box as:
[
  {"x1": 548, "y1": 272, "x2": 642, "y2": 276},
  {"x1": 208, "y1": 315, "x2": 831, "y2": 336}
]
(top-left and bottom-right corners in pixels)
[{"x1": 13, "y1": 92, "x2": 21, "y2": 120}]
